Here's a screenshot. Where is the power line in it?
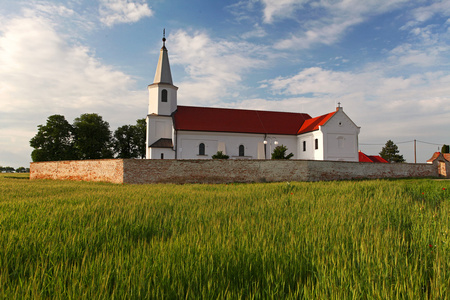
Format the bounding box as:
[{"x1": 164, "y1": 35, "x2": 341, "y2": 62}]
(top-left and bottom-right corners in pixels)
[
  {"x1": 360, "y1": 140, "x2": 445, "y2": 146},
  {"x1": 416, "y1": 140, "x2": 443, "y2": 146}
]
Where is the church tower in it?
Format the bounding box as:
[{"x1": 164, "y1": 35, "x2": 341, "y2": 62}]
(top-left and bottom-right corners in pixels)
[
  {"x1": 146, "y1": 31, "x2": 178, "y2": 159},
  {"x1": 148, "y1": 31, "x2": 178, "y2": 116}
]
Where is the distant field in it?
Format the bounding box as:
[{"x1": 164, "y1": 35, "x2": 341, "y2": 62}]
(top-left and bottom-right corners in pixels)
[{"x1": 0, "y1": 174, "x2": 448, "y2": 299}]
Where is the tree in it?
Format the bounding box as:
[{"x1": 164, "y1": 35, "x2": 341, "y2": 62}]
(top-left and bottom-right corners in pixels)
[
  {"x1": 113, "y1": 125, "x2": 138, "y2": 158},
  {"x1": 112, "y1": 119, "x2": 146, "y2": 159},
  {"x1": 2, "y1": 166, "x2": 15, "y2": 173},
  {"x1": 16, "y1": 167, "x2": 30, "y2": 173},
  {"x1": 212, "y1": 151, "x2": 229, "y2": 159},
  {"x1": 379, "y1": 140, "x2": 405, "y2": 163},
  {"x1": 29, "y1": 114, "x2": 76, "y2": 162},
  {"x1": 442, "y1": 144, "x2": 449, "y2": 153},
  {"x1": 271, "y1": 145, "x2": 294, "y2": 159},
  {"x1": 73, "y1": 113, "x2": 113, "y2": 159},
  {"x1": 134, "y1": 119, "x2": 146, "y2": 159}
]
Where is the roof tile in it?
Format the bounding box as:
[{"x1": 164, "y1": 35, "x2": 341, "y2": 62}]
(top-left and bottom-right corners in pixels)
[{"x1": 174, "y1": 106, "x2": 311, "y2": 135}]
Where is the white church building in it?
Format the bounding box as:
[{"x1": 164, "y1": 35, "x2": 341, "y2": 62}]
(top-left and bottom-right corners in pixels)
[{"x1": 146, "y1": 36, "x2": 360, "y2": 161}]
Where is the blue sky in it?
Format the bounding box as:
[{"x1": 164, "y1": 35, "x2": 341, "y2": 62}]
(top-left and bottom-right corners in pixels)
[{"x1": 1, "y1": 0, "x2": 450, "y2": 167}]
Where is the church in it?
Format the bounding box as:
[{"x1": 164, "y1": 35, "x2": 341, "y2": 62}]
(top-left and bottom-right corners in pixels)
[{"x1": 146, "y1": 36, "x2": 360, "y2": 161}]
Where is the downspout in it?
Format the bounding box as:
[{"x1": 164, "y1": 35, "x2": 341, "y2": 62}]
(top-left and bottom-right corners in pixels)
[
  {"x1": 174, "y1": 129, "x2": 177, "y2": 159},
  {"x1": 264, "y1": 133, "x2": 267, "y2": 159}
]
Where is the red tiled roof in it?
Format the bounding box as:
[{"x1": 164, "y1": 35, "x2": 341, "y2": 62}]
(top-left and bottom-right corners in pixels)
[
  {"x1": 297, "y1": 111, "x2": 335, "y2": 134},
  {"x1": 359, "y1": 151, "x2": 388, "y2": 163},
  {"x1": 368, "y1": 155, "x2": 388, "y2": 163},
  {"x1": 359, "y1": 151, "x2": 373, "y2": 163},
  {"x1": 173, "y1": 106, "x2": 311, "y2": 135},
  {"x1": 427, "y1": 152, "x2": 450, "y2": 162}
]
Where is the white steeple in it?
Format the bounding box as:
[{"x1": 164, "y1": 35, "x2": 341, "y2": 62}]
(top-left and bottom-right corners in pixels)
[
  {"x1": 153, "y1": 30, "x2": 173, "y2": 85},
  {"x1": 148, "y1": 29, "x2": 178, "y2": 116}
]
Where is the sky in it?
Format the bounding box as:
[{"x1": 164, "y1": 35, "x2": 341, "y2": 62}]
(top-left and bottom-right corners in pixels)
[{"x1": 1, "y1": 0, "x2": 450, "y2": 168}]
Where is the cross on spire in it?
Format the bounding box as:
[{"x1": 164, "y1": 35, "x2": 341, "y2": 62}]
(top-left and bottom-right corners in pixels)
[{"x1": 162, "y1": 28, "x2": 166, "y2": 47}]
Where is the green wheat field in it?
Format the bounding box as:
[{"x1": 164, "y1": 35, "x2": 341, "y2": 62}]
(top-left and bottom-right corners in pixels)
[{"x1": 0, "y1": 174, "x2": 449, "y2": 299}]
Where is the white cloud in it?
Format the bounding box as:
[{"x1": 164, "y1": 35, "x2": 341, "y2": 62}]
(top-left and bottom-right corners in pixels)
[
  {"x1": 257, "y1": 0, "x2": 409, "y2": 49},
  {"x1": 99, "y1": 0, "x2": 153, "y2": 27},
  {"x1": 261, "y1": 0, "x2": 308, "y2": 23},
  {"x1": 241, "y1": 23, "x2": 267, "y2": 39},
  {"x1": 168, "y1": 30, "x2": 270, "y2": 105},
  {"x1": 260, "y1": 66, "x2": 450, "y2": 154},
  {"x1": 0, "y1": 5, "x2": 145, "y2": 167},
  {"x1": 409, "y1": 1, "x2": 450, "y2": 25}
]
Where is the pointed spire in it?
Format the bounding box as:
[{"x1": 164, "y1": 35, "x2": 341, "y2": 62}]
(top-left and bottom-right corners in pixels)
[{"x1": 153, "y1": 29, "x2": 173, "y2": 84}]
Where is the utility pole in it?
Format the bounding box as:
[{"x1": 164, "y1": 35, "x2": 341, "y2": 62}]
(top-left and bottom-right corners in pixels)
[{"x1": 414, "y1": 139, "x2": 416, "y2": 163}]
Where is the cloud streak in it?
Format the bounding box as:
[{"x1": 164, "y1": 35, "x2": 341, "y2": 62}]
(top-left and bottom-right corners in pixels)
[
  {"x1": 168, "y1": 30, "x2": 270, "y2": 105},
  {"x1": 99, "y1": 0, "x2": 153, "y2": 27}
]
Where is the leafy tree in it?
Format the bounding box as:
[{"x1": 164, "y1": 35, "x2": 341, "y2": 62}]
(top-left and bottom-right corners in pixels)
[
  {"x1": 379, "y1": 140, "x2": 405, "y2": 163},
  {"x1": 212, "y1": 151, "x2": 229, "y2": 159},
  {"x1": 29, "y1": 114, "x2": 76, "y2": 162},
  {"x1": 134, "y1": 119, "x2": 146, "y2": 159},
  {"x1": 112, "y1": 119, "x2": 146, "y2": 159},
  {"x1": 16, "y1": 167, "x2": 30, "y2": 173},
  {"x1": 73, "y1": 113, "x2": 113, "y2": 159},
  {"x1": 442, "y1": 144, "x2": 449, "y2": 153},
  {"x1": 2, "y1": 166, "x2": 15, "y2": 173},
  {"x1": 113, "y1": 125, "x2": 138, "y2": 158},
  {"x1": 271, "y1": 145, "x2": 294, "y2": 159}
]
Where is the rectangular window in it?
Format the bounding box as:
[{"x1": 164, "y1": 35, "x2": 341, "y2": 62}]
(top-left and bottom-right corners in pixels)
[
  {"x1": 303, "y1": 141, "x2": 306, "y2": 152},
  {"x1": 315, "y1": 138, "x2": 318, "y2": 150}
]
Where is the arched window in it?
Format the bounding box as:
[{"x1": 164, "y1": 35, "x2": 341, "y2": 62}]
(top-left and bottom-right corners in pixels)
[
  {"x1": 199, "y1": 143, "x2": 205, "y2": 155},
  {"x1": 160, "y1": 153, "x2": 164, "y2": 159},
  {"x1": 315, "y1": 138, "x2": 319, "y2": 150},
  {"x1": 303, "y1": 141, "x2": 306, "y2": 152},
  {"x1": 161, "y1": 89, "x2": 168, "y2": 102},
  {"x1": 239, "y1": 145, "x2": 245, "y2": 156}
]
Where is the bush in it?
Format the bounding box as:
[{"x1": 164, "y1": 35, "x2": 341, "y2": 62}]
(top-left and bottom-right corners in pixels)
[{"x1": 212, "y1": 151, "x2": 229, "y2": 159}]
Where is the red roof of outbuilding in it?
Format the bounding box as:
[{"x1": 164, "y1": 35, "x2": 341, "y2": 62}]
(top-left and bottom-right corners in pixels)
[
  {"x1": 368, "y1": 155, "x2": 388, "y2": 163},
  {"x1": 173, "y1": 106, "x2": 311, "y2": 135},
  {"x1": 359, "y1": 151, "x2": 373, "y2": 163},
  {"x1": 359, "y1": 151, "x2": 388, "y2": 163},
  {"x1": 427, "y1": 152, "x2": 450, "y2": 163},
  {"x1": 297, "y1": 111, "x2": 335, "y2": 134}
]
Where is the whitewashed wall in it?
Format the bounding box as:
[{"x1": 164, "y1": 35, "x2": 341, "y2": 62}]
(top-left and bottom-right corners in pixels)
[
  {"x1": 176, "y1": 131, "x2": 298, "y2": 159},
  {"x1": 297, "y1": 131, "x2": 324, "y2": 160},
  {"x1": 321, "y1": 109, "x2": 360, "y2": 162},
  {"x1": 146, "y1": 115, "x2": 173, "y2": 159},
  {"x1": 149, "y1": 147, "x2": 175, "y2": 159}
]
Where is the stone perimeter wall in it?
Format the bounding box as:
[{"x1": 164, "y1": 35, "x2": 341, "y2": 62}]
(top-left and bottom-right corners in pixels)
[
  {"x1": 30, "y1": 159, "x2": 124, "y2": 184},
  {"x1": 30, "y1": 159, "x2": 439, "y2": 184}
]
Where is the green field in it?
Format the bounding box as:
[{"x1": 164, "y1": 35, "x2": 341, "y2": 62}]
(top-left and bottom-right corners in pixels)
[{"x1": 0, "y1": 174, "x2": 448, "y2": 299}]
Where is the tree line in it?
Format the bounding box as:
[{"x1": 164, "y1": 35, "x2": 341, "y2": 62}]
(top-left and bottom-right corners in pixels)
[
  {"x1": 0, "y1": 166, "x2": 30, "y2": 173},
  {"x1": 30, "y1": 114, "x2": 146, "y2": 162}
]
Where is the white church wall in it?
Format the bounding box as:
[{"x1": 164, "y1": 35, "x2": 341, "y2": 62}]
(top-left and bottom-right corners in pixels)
[
  {"x1": 176, "y1": 131, "x2": 297, "y2": 159},
  {"x1": 148, "y1": 84, "x2": 177, "y2": 116},
  {"x1": 149, "y1": 148, "x2": 175, "y2": 160},
  {"x1": 297, "y1": 132, "x2": 317, "y2": 160},
  {"x1": 146, "y1": 115, "x2": 173, "y2": 158},
  {"x1": 321, "y1": 109, "x2": 360, "y2": 162}
]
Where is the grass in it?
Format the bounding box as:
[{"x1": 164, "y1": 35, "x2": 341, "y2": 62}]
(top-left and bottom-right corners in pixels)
[{"x1": 0, "y1": 174, "x2": 449, "y2": 299}]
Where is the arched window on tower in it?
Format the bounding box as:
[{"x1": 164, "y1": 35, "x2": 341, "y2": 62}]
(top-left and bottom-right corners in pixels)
[
  {"x1": 199, "y1": 143, "x2": 205, "y2": 155},
  {"x1": 239, "y1": 145, "x2": 245, "y2": 157},
  {"x1": 161, "y1": 89, "x2": 168, "y2": 102}
]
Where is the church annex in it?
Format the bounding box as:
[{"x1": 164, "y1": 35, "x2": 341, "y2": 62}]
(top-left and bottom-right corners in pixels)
[{"x1": 146, "y1": 36, "x2": 360, "y2": 161}]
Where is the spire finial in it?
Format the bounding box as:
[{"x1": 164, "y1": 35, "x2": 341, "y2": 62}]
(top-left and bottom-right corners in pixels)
[{"x1": 162, "y1": 28, "x2": 166, "y2": 47}]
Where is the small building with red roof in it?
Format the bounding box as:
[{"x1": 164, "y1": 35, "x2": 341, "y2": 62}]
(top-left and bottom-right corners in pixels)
[
  {"x1": 146, "y1": 37, "x2": 361, "y2": 161},
  {"x1": 427, "y1": 152, "x2": 450, "y2": 177},
  {"x1": 359, "y1": 151, "x2": 388, "y2": 163}
]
